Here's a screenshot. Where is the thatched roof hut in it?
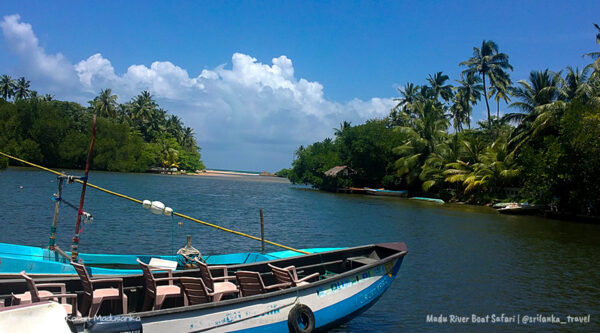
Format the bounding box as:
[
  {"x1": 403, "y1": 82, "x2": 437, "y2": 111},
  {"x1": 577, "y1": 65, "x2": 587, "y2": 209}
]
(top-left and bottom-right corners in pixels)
[{"x1": 324, "y1": 165, "x2": 356, "y2": 177}]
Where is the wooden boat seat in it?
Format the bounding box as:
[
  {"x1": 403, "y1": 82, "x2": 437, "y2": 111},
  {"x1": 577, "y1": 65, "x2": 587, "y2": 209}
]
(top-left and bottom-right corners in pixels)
[
  {"x1": 268, "y1": 264, "x2": 319, "y2": 288},
  {"x1": 235, "y1": 271, "x2": 290, "y2": 297},
  {"x1": 137, "y1": 259, "x2": 187, "y2": 311},
  {"x1": 71, "y1": 262, "x2": 127, "y2": 317},
  {"x1": 13, "y1": 271, "x2": 80, "y2": 317}
]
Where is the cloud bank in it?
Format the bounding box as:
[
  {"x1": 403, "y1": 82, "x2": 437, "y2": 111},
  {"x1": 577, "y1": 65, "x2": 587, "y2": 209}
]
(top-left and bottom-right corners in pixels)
[{"x1": 1, "y1": 14, "x2": 395, "y2": 170}]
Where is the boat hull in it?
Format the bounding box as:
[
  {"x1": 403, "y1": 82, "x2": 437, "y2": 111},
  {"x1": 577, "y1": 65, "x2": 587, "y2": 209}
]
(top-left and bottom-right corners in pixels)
[
  {"x1": 126, "y1": 245, "x2": 406, "y2": 332},
  {"x1": 1, "y1": 243, "x2": 407, "y2": 332},
  {"x1": 364, "y1": 188, "x2": 408, "y2": 197}
]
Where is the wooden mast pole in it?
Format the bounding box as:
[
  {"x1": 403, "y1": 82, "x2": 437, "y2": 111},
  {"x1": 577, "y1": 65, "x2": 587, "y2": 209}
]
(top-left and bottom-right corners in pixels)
[{"x1": 71, "y1": 115, "x2": 97, "y2": 261}]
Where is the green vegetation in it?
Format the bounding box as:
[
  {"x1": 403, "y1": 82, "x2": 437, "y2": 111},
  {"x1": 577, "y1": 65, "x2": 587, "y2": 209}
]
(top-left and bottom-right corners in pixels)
[
  {"x1": 289, "y1": 27, "x2": 600, "y2": 216},
  {"x1": 0, "y1": 80, "x2": 204, "y2": 173}
]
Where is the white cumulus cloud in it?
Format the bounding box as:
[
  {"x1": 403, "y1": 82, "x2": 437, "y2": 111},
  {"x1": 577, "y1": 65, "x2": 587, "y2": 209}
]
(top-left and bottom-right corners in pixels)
[{"x1": 1, "y1": 14, "x2": 395, "y2": 170}]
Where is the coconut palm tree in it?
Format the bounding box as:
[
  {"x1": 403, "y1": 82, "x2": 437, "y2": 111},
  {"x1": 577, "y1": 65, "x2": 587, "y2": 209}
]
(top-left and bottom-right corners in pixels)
[
  {"x1": 559, "y1": 66, "x2": 591, "y2": 101},
  {"x1": 13, "y1": 77, "x2": 31, "y2": 101},
  {"x1": 393, "y1": 83, "x2": 420, "y2": 116},
  {"x1": 92, "y1": 88, "x2": 118, "y2": 118},
  {"x1": 426, "y1": 72, "x2": 454, "y2": 102},
  {"x1": 0, "y1": 75, "x2": 15, "y2": 100},
  {"x1": 505, "y1": 69, "x2": 560, "y2": 124},
  {"x1": 450, "y1": 73, "x2": 483, "y2": 129},
  {"x1": 444, "y1": 138, "x2": 519, "y2": 195},
  {"x1": 504, "y1": 70, "x2": 564, "y2": 155},
  {"x1": 166, "y1": 115, "x2": 184, "y2": 143},
  {"x1": 448, "y1": 91, "x2": 470, "y2": 133},
  {"x1": 333, "y1": 121, "x2": 352, "y2": 137},
  {"x1": 487, "y1": 69, "x2": 513, "y2": 119},
  {"x1": 583, "y1": 23, "x2": 600, "y2": 61},
  {"x1": 181, "y1": 126, "x2": 196, "y2": 151},
  {"x1": 460, "y1": 40, "x2": 513, "y2": 128},
  {"x1": 394, "y1": 100, "x2": 449, "y2": 186},
  {"x1": 130, "y1": 90, "x2": 156, "y2": 123},
  {"x1": 43, "y1": 94, "x2": 54, "y2": 102},
  {"x1": 419, "y1": 134, "x2": 462, "y2": 192}
]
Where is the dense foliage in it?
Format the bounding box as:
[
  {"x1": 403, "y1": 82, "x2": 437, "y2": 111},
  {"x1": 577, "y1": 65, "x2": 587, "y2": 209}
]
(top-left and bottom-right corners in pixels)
[
  {"x1": 0, "y1": 81, "x2": 205, "y2": 172},
  {"x1": 289, "y1": 27, "x2": 600, "y2": 216}
]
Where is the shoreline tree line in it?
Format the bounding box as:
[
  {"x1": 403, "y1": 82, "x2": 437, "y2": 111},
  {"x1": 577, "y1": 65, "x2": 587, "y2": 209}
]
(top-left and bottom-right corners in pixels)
[
  {"x1": 0, "y1": 79, "x2": 205, "y2": 173},
  {"x1": 285, "y1": 25, "x2": 600, "y2": 216}
]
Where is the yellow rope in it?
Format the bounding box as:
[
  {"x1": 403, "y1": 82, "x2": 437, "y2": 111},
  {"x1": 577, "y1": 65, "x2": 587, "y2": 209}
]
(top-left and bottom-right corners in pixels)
[{"x1": 0, "y1": 151, "x2": 308, "y2": 254}]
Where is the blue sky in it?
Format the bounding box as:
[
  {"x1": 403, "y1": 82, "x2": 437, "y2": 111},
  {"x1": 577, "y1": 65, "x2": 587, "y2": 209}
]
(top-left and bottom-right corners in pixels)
[{"x1": 1, "y1": 1, "x2": 598, "y2": 171}]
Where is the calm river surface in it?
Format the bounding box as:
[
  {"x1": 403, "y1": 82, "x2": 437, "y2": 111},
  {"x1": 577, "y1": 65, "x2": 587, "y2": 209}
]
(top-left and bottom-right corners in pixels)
[{"x1": 1, "y1": 167, "x2": 599, "y2": 332}]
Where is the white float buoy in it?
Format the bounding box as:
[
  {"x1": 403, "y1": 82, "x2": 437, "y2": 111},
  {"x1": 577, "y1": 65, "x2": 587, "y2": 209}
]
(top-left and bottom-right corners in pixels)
[{"x1": 150, "y1": 201, "x2": 165, "y2": 215}]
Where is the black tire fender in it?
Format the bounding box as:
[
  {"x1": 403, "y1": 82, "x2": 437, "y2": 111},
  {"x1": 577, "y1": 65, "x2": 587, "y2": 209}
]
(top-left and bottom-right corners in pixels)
[{"x1": 288, "y1": 303, "x2": 315, "y2": 333}]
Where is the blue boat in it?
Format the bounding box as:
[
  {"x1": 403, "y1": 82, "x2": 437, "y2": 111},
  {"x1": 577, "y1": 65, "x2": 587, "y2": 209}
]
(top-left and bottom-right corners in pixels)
[
  {"x1": 364, "y1": 188, "x2": 408, "y2": 197},
  {"x1": 1, "y1": 242, "x2": 407, "y2": 332},
  {"x1": 409, "y1": 196, "x2": 445, "y2": 204},
  {"x1": 0, "y1": 242, "x2": 341, "y2": 278}
]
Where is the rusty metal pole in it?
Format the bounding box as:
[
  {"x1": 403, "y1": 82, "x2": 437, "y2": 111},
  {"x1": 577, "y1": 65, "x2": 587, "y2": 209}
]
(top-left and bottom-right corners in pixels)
[{"x1": 260, "y1": 209, "x2": 265, "y2": 254}]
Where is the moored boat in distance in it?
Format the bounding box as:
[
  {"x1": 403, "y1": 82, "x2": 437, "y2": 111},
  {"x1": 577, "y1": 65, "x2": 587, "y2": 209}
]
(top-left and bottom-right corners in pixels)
[
  {"x1": 364, "y1": 188, "x2": 408, "y2": 197},
  {"x1": 409, "y1": 197, "x2": 445, "y2": 204},
  {"x1": 495, "y1": 202, "x2": 544, "y2": 215},
  {"x1": 0, "y1": 242, "x2": 407, "y2": 332}
]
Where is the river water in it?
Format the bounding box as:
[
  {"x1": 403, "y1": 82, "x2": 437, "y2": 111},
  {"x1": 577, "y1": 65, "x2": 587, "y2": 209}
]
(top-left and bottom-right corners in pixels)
[{"x1": 1, "y1": 167, "x2": 599, "y2": 332}]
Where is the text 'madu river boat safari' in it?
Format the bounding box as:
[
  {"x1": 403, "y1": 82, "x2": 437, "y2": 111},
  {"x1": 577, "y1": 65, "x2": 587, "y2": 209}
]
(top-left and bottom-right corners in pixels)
[{"x1": 0, "y1": 116, "x2": 408, "y2": 332}]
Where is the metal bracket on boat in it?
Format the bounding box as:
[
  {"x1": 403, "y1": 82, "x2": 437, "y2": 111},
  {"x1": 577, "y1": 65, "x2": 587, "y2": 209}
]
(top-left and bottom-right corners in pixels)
[{"x1": 57, "y1": 174, "x2": 84, "y2": 184}]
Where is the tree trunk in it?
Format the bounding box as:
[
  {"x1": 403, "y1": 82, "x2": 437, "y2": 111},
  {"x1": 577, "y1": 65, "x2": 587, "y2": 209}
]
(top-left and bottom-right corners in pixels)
[
  {"x1": 482, "y1": 72, "x2": 491, "y2": 130},
  {"x1": 496, "y1": 99, "x2": 500, "y2": 119}
]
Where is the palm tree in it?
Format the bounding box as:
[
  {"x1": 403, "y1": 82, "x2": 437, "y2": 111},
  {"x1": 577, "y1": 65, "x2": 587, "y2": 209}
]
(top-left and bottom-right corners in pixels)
[
  {"x1": 333, "y1": 121, "x2": 352, "y2": 137},
  {"x1": 453, "y1": 72, "x2": 484, "y2": 130},
  {"x1": 393, "y1": 83, "x2": 420, "y2": 115},
  {"x1": 426, "y1": 72, "x2": 454, "y2": 102},
  {"x1": 444, "y1": 138, "x2": 519, "y2": 195},
  {"x1": 583, "y1": 23, "x2": 600, "y2": 62},
  {"x1": 0, "y1": 75, "x2": 15, "y2": 100},
  {"x1": 448, "y1": 91, "x2": 469, "y2": 132},
  {"x1": 29, "y1": 90, "x2": 39, "y2": 101},
  {"x1": 166, "y1": 115, "x2": 184, "y2": 143},
  {"x1": 419, "y1": 134, "x2": 462, "y2": 192},
  {"x1": 504, "y1": 70, "x2": 563, "y2": 154},
  {"x1": 487, "y1": 69, "x2": 513, "y2": 119},
  {"x1": 181, "y1": 127, "x2": 197, "y2": 151},
  {"x1": 13, "y1": 77, "x2": 31, "y2": 101},
  {"x1": 394, "y1": 100, "x2": 449, "y2": 186},
  {"x1": 505, "y1": 69, "x2": 560, "y2": 123},
  {"x1": 460, "y1": 40, "x2": 513, "y2": 128},
  {"x1": 130, "y1": 90, "x2": 156, "y2": 123},
  {"x1": 559, "y1": 66, "x2": 591, "y2": 101},
  {"x1": 92, "y1": 88, "x2": 118, "y2": 118},
  {"x1": 43, "y1": 94, "x2": 54, "y2": 102}
]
